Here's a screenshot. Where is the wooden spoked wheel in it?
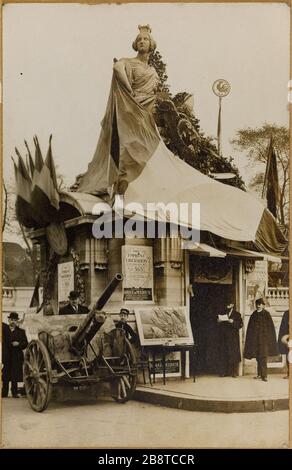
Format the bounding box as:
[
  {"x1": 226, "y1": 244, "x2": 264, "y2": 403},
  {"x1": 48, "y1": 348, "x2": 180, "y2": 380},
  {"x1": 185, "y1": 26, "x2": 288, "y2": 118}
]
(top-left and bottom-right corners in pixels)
[
  {"x1": 23, "y1": 340, "x2": 53, "y2": 412},
  {"x1": 113, "y1": 338, "x2": 137, "y2": 404}
]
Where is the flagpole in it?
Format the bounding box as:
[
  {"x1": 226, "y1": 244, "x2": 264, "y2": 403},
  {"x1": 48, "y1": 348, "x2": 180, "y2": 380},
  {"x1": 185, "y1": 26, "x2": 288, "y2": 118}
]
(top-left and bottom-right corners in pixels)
[
  {"x1": 212, "y1": 79, "x2": 231, "y2": 156},
  {"x1": 217, "y1": 96, "x2": 222, "y2": 155}
]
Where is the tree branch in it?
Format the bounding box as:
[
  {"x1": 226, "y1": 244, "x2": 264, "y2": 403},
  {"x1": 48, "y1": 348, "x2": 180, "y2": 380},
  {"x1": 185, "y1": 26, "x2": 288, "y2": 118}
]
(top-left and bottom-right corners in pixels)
[{"x1": 2, "y1": 179, "x2": 8, "y2": 233}]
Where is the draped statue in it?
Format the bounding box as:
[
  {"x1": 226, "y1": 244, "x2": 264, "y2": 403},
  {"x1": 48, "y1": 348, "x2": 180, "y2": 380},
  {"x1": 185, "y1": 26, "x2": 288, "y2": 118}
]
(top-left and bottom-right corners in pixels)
[{"x1": 77, "y1": 25, "x2": 161, "y2": 196}]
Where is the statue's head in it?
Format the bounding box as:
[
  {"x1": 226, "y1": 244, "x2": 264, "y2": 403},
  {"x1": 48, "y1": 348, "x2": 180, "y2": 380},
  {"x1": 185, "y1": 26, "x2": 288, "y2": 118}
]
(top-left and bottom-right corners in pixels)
[{"x1": 132, "y1": 24, "x2": 156, "y2": 53}]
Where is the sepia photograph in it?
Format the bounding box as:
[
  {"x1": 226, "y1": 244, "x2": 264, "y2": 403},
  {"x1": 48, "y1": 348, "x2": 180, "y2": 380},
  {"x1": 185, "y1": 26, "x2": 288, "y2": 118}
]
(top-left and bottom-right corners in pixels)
[{"x1": 1, "y1": 1, "x2": 290, "y2": 450}]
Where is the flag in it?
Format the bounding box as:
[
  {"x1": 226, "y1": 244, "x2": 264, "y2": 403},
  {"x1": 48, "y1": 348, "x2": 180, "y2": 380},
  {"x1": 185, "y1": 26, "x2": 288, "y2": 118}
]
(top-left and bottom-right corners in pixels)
[
  {"x1": 31, "y1": 135, "x2": 60, "y2": 226},
  {"x1": 13, "y1": 149, "x2": 37, "y2": 228},
  {"x1": 24, "y1": 139, "x2": 35, "y2": 178},
  {"x1": 262, "y1": 136, "x2": 280, "y2": 218},
  {"x1": 29, "y1": 274, "x2": 40, "y2": 308}
]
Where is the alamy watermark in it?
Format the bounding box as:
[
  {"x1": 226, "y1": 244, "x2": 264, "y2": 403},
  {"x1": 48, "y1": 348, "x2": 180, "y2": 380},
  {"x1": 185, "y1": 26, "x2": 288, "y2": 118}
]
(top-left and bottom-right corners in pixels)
[{"x1": 92, "y1": 194, "x2": 200, "y2": 245}]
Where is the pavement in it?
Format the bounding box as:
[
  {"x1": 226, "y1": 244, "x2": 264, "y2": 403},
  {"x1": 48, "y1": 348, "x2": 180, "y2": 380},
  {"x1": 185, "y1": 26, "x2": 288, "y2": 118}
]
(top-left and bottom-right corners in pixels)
[
  {"x1": 134, "y1": 374, "x2": 290, "y2": 413},
  {"x1": 1, "y1": 395, "x2": 289, "y2": 448}
]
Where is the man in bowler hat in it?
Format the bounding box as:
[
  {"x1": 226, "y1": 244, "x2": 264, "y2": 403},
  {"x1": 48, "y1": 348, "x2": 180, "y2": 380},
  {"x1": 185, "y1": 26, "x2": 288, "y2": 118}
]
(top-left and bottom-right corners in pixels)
[
  {"x1": 244, "y1": 298, "x2": 278, "y2": 381},
  {"x1": 217, "y1": 297, "x2": 243, "y2": 377},
  {"x1": 2, "y1": 312, "x2": 28, "y2": 398},
  {"x1": 59, "y1": 291, "x2": 89, "y2": 315}
]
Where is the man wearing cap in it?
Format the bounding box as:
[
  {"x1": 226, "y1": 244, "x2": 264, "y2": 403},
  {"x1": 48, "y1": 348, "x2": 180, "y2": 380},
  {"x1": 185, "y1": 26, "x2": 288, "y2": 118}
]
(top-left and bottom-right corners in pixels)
[
  {"x1": 115, "y1": 308, "x2": 138, "y2": 343},
  {"x1": 59, "y1": 291, "x2": 90, "y2": 315},
  {"x1": 2, "y1": 312, "x2": 28, "y2": 398},
  {"x1": 244, "y1": 298, "x2": 278, "y2": 382},
  {"x1": 217, "y1": 298, "x2": 243, "y2": 377}
]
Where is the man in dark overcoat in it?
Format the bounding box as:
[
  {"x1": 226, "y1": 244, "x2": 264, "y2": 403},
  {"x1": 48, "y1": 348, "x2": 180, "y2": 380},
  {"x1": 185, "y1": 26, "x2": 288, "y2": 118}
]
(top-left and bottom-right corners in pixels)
[
  {"x1": 244, "y1": 298, "x2": 278, "y2": 381},
  {"x1": 278, "y1": 310, "x2": 289, "y2": 378},
  {"x1": 59, "y1": 291, "x2": 89, "y2": 315},
  {"x1": 217, "y1": 299, "x2": 243, "y2": 377},
  {"x1": 2, "y1": 312, "x2": 28, "y2": 397}
]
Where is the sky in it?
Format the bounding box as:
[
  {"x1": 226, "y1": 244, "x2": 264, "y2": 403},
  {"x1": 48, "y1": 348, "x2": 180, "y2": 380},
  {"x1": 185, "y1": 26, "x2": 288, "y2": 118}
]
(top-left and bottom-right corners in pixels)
[{"x1": 3, "y1": 2, "x2": 290, "y2": 187}]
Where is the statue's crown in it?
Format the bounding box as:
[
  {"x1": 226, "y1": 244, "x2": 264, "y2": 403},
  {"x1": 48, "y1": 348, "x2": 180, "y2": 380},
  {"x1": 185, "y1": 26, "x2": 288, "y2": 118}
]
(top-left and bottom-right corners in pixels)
[{"x1": 138, "y1": 24, "x2": 152, "y2": 35}]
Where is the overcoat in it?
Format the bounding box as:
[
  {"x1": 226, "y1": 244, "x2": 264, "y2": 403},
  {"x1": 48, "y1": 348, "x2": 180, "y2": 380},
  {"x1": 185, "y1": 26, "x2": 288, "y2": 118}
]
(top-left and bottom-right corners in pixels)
[
  {"x1": 218, "y1": 310, "x2": 243, "y2": 363},
  {"x1": 59, "y1": 304, "x2": 89, "y2": 315},
  {"x1": 244, "y1": 309, "x2": 278, "y2": 359},
  {"x1": 2, "y1": 323, "x2": 28, "y2": 382},
  {"x1": 278, "y1": 310, "x2": 289, "y2": 354}
]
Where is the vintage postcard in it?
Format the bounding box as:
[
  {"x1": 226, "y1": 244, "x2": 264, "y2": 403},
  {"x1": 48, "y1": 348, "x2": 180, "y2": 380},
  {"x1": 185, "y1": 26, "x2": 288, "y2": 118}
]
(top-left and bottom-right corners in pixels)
[{"x1": 1, "y1": 1, "x2": 290, "y2": 450}]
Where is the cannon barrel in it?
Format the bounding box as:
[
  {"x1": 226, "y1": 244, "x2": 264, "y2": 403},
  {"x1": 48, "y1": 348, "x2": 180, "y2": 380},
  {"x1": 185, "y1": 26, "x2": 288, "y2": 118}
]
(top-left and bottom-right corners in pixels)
[{"x1": 71, "y1": 273, "x2": 123, "y2": 351}]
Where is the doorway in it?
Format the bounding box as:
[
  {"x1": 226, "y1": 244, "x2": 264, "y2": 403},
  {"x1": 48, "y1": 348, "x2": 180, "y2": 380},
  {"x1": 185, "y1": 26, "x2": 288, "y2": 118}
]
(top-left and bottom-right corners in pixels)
[{"x1": 189, "y1": 255, "x2": 235, "y2": 375}]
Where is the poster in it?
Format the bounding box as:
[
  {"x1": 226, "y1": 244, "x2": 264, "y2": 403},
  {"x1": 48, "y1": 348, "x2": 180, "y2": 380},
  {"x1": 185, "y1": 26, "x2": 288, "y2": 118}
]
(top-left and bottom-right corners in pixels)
[
  {"x1": 246, "y1": 260, "x2": 268, "y2": 313},
  {"x1": 122, "y1": 245, "x2": 154, "y2": 302},
  {"x1": 135, "y1": 306, "x2": 194, "y2": 346},
  {"x1": 57, "y1": 261, "x2": 74, "y2": 307},
  {"x1": 149, "y1": 351, "x2": 181, "y2": 378}
]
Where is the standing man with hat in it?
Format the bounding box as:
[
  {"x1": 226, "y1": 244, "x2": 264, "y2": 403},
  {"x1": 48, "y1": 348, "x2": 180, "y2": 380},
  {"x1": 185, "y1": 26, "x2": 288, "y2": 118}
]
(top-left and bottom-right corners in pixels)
[
  {"x1": 2, "y1": 312, "x2": 28, "y2": 398},
  {"x1": 115, "y1": 308, "x2": 138, "y2": 343},
  {"x1": 217, "y1": 297, "x2": 243, "y2": 377},
  {"x1": 244, "y1": 298, "x2": 278, "y2": 382},
  {"x1": 59, "y1": 291, "x2": 89, "y2": 315}
]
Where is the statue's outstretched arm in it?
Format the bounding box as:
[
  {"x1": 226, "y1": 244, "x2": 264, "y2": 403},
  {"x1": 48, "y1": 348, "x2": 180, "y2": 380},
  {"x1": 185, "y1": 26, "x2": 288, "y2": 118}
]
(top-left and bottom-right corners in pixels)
[{"x1": 113, "y1": 59, "x2": 134, "y2": 96}]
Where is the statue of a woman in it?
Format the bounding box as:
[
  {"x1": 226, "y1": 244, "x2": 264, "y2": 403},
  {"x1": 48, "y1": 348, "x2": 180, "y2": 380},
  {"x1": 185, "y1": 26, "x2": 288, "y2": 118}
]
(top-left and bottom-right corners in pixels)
[
  {"x1": 113, "y1": 25, "x2": 159, "y2": 113},
  {"x1": 77, "y1": 25, "x2": 161, "y2": 196}
]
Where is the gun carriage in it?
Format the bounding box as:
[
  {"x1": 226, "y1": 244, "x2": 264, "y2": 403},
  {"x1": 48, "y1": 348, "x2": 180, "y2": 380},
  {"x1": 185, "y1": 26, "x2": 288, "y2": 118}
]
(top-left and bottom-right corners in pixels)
[{"x1": 23, "y1": 274, "x2": 137, "y2": 412}]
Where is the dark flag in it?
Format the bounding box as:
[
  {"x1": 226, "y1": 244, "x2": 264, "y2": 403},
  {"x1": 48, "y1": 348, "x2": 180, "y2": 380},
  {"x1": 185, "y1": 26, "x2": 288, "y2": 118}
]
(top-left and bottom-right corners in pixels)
[
  {"x1": 262, "y1": 137, "x2": 280, "y2": 218},
  {"x1": 31, "y1": 135, "x2": 60, "y2": 226},
  {"x1": 29, "y1": 274, "x2": 41, "y2": 308},
  {"x1": 24, "y1": 139, "x2": 35, "y2": 178},
  {"x1": 13, "y1": 150, "x2": 37, "y2": 228}
]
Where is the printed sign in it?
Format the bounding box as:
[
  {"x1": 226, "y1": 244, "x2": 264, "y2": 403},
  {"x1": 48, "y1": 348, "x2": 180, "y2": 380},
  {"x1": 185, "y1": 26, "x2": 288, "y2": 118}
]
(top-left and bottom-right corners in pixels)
[
  {"x1": 58, "y1": 261, "x2": 74, "y2": 306},
  {"x1": 122, "y1": 245, "x2": 154, "y2": 302}
]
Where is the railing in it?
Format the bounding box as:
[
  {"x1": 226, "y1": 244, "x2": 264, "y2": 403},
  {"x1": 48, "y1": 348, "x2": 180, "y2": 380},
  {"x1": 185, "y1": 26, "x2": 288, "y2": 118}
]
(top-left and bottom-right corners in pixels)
[
  {"x1": 267, "y1": 287, "x2": 289, "y2": 301},
  {"x1": 2, "y1": 286, "x2": 34, "y2": 309},
  {"x1": 2, "y1": 286, "x2": 16, "y2": 302}
]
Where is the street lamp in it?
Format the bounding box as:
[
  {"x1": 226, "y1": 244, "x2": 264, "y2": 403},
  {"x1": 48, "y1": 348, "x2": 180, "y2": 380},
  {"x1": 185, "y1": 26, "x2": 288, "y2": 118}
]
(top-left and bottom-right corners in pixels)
[{"x1": 212, "y1": 79, "x2": 231, "y2": 155}]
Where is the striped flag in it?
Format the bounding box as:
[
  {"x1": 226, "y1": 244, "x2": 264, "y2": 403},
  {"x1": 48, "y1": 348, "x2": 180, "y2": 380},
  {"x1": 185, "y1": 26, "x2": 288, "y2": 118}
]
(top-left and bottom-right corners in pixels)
[
  {"x1": 31, "y1": 135, "x2": 60, "y2": 226},
  {"x1": 13, "y1": 149, "x2": 37, "y2": 228},
  {"x1": 24, "y1": 140, "x2": 35, "y2": 179}
]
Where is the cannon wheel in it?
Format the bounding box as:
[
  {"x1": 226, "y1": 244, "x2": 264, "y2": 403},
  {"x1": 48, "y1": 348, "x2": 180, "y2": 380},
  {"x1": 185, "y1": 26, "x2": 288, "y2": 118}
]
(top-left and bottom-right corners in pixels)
[
  {"x1": 23, "y1": 340, "x2": 53, "y2": 412},
  {"x1": 113, "y1": 338, "x2": 137, "y2": 404}
]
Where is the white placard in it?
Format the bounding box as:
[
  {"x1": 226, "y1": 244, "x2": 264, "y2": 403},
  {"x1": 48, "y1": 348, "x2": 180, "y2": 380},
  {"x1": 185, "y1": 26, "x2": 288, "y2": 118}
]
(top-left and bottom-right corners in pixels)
[
  {"x1": 58, "y1": 261, "x2": 74, "y2": 304},
  {"x1": 122, "y1": 245, "x2": 154, "y2": 303}
]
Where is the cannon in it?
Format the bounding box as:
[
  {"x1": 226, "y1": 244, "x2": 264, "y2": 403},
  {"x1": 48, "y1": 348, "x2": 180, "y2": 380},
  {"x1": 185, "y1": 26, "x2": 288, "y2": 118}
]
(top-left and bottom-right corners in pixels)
[{"x1": 23, "y1": 274, "x2": 137, "y2": 412}]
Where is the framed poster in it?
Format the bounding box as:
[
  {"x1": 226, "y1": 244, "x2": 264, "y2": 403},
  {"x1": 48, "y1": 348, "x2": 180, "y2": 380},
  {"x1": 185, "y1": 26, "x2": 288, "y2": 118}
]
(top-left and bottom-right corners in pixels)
[
  {"x1": 135, "y1": 306, "x2": 194, "y2": 346},
  {"x1": 57, "y1": 261, "x2": 74, "y2": 307},
  {"x1": 122, "y1": 245, "x2": 154, "y2": 303}
]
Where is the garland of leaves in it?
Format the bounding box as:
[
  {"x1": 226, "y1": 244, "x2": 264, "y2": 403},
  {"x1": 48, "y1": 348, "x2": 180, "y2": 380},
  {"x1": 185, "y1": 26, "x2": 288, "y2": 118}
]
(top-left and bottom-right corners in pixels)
[
  {"x1": 41, "y1": 251, "x2": 60, "y2": 309},
  {"x1": 41, "y1": 248, "x2": 86, "y2": 311},
  {"x1": 150, "y1": 51, "x2": 245, "y2": 190},
  {"x1": 70, "y1": 247, "x2": 86, "y2": 305}
]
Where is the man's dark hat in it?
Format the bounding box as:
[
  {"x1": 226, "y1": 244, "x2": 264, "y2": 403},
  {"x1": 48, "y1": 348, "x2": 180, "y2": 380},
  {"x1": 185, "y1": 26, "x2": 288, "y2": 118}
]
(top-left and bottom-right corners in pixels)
[
  {"x1": 120, "y1": 308, "x2": 130, "y2": 315},
  {"x1": 8, "y1": 312, "x2": 19, "y2": 320},
  {"x1": 68, "y1": 290, "x2": 80, "y2": 300},
  {"x1": 255, "y1": 298, "x2": 265, "y2": 306}
]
